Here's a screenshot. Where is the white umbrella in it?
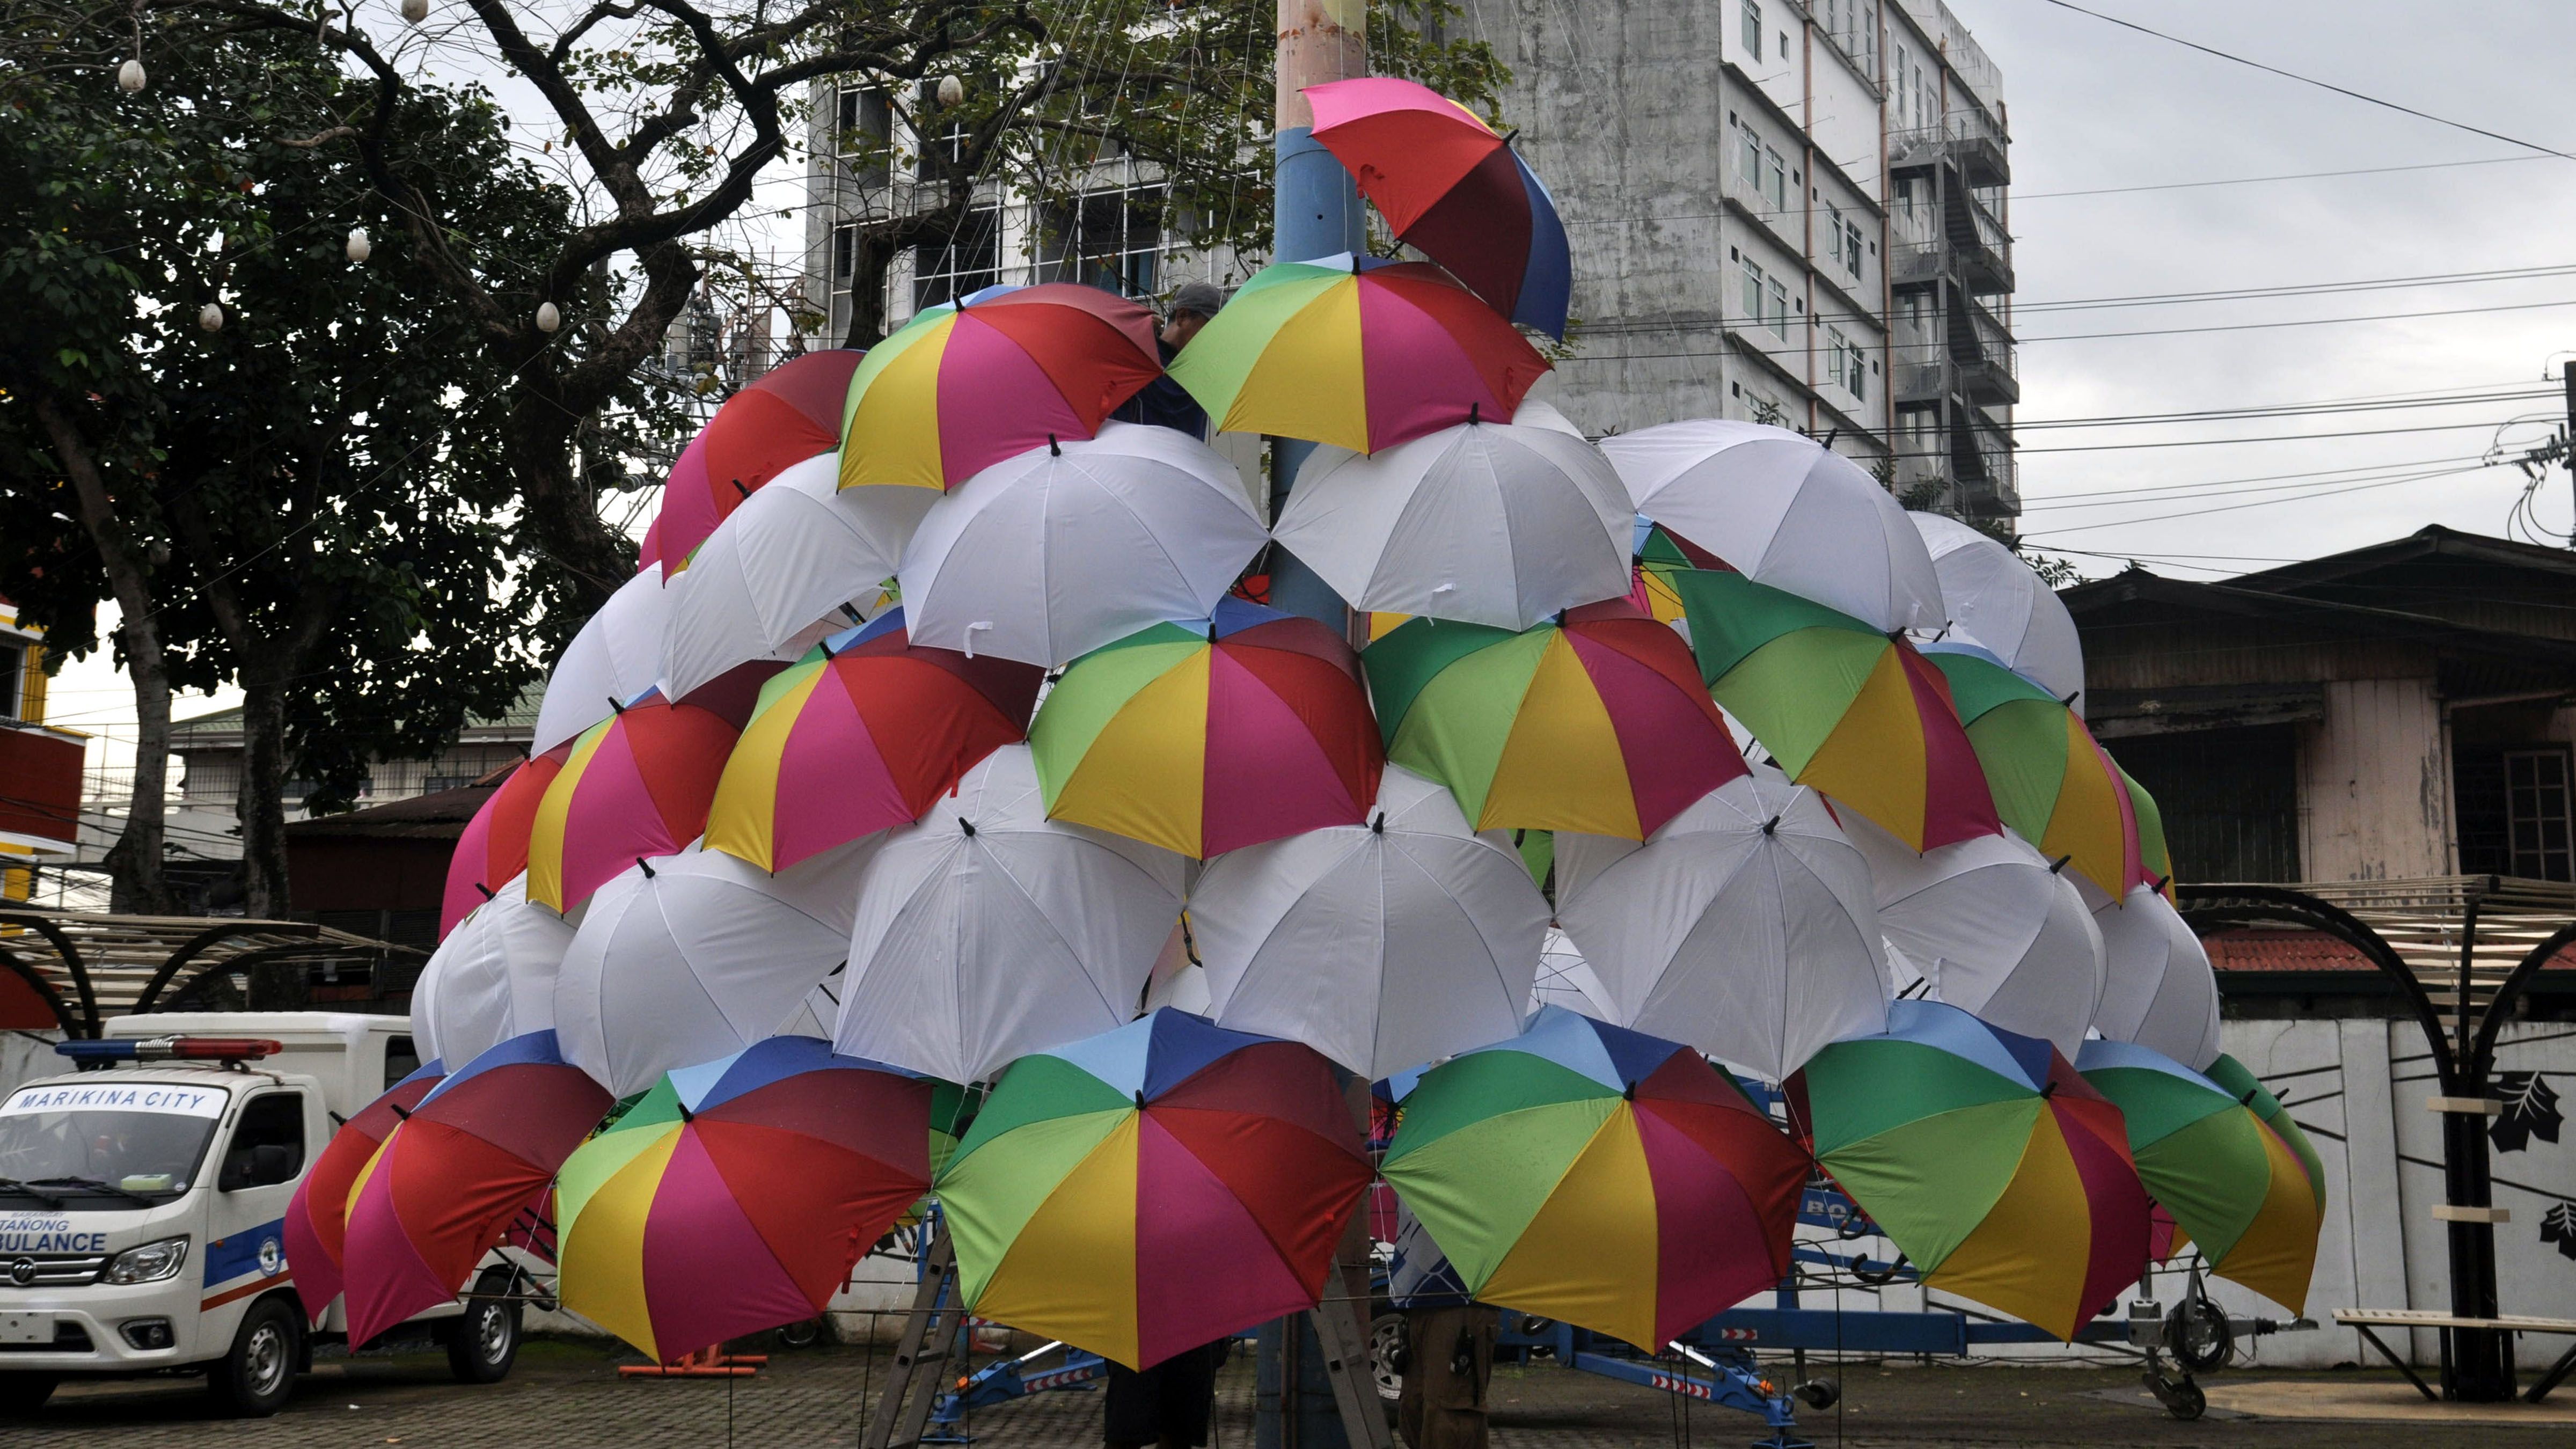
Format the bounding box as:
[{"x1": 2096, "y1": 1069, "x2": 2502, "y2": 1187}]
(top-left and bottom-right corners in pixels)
[
  {"x1": 1555, "y1": 769, "x2": 1887, "y2": 1082},
  {"x1": 2092, "y1": 886, "x2": 2223, "y2": 1071},
  {"x1": 1528, "y1": 926, "x2": 1615, "y2": 1020},
  {"x1": 1911, "y1": 511, "x2": 2085, "y2": 715},
  {"x1": 1190, "y1": 766, "x2": 1550, "y2": 1079},
  {"x1": 553, "y1": 838, "x2": 879, "y2": 1095},
  {"x1": 895, "y1": 422, "x2": 1268, "y2": 667},
  {"x1": 1274, "y1": 419, "x2": 1630, "y2": 630},
  {"x1": 532, "y1": 565, "x2": 672, "y2": 754},
  {"x1": 1847, "y1": 820, "x2": 2106, "y2": 1059},
  {"x1": 1598, "y1": 419, "x2": 1943, "y2": 632},
  {"x1": 657, "y1": 452, "x2": 933, "y2": 702},
  {"x1": 411, "y1": 876, "x2": 575, "y2": 1067},
  {"x1": 832, "y1": 745, "x2": 1190, "y2": 1081}
]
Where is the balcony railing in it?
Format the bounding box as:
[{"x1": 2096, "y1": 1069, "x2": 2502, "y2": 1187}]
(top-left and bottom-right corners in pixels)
[{"x1": 1887, "y1": 110, "x2": 2010, "y2": 187}]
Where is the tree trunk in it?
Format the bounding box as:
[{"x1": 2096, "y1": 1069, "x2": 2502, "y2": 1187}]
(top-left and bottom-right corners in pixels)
[
  {"x1": 509, "y1": 375, "x2": 639, "y2": 617},
  {"x1": 231, "y1": 664, "x2": 295, "y2": 919}
]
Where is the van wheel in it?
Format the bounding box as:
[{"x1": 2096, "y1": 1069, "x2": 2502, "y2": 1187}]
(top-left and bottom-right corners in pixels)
[
  {"x1": 448, "y1": 1269, "x2": 521, "y2": 1384},
  {"x1": 0, "y1": 1372, "x2": 58, "y2": 1414},
  {"x1": 208, "y1": 1297, "x2": 301, "y2": 1417}
]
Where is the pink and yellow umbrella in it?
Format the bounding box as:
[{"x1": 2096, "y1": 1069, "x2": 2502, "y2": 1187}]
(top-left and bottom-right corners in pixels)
[
  {"x1": 440, "y1": 746, "x2": 569, "y2": 940},
  {"x1": 526, "y1": 699, "x2": 740, "y2": 914}
]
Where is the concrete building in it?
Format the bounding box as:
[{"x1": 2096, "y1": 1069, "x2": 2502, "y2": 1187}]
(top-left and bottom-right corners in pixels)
[{"x1": 0, "y1": 597, "x2": 84, "y2": 904}]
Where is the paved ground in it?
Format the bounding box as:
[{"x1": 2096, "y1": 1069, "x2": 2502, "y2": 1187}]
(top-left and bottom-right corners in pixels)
[{"x1": 14, "y1": 1337, "x2": 2573, "y2": 1447}]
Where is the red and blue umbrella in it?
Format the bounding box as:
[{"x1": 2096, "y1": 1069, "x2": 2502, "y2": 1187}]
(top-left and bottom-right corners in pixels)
[{"x1": 284, "y1": 1058, "x2": 445, "y2": 1323}]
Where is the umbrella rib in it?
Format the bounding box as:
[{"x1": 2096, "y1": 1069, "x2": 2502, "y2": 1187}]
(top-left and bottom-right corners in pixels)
[{"x1": 977, "y1": 835, "x2": 1151, "y2": 1025}]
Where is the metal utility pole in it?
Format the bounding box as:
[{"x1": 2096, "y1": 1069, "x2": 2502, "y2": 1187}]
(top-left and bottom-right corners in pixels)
[{"x1": 2563, "y1": 361, "x2": 2574, "y2": 542}]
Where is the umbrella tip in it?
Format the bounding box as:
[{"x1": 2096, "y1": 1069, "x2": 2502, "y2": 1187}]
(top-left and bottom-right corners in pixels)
[
  {"x1": 1133, "y1": 1089, "x2": 1147, "y2": 1111},
  {"x1": 730, "y1": 477, "x2": 751, "y2": 499},
  {"x1": 817, "y1": 638, "x2": 836, "y2": 661},
  {"x1": 1049, "y1": 434, "x2": 1061, "y2": 456},
  {"x1": 1468, "y1": 401, "x2": 1481, "y2": 426},
  {"x1": 960, "y1": 817, "x2": 977, "y2": 837},
  {"x1": 607, "y1": 695, "x2": 626, "y2": 714},
  {"x1": 1370, "y1": 812, "x2": 1386, "y2": 834},
  {"x1": 2151, "y1": 874, "x2": 2172, "y2": 892},
  {"x1": 638, "y1": 857, "x2": 656, "y2": 879},
  {"x1": 1762, "y1": 815, "x2": 1781, "y2": 836},
  {"x1": 474, "y1": 880, "x2": 496, "y2": 901},
  {"x1": 2048, "y1": 854, "x2": 2073, "y2": 875},
  {"x1": 2061, "y1": 691, "x2": 2081, "y2": 707},
  {"x1": 389, "y1": 1102, "x2": 411, "y2": 1121}
]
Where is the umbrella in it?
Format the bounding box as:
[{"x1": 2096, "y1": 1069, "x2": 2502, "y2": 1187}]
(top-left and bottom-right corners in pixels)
[
  {"x1": 896, "y1": 423, "x2": 1269, "y2": 667},
  {"x1": 1911, "y1": 513, "x2": 2086, "y2": 715},
  {"x1": 532, "y1": 567, "x2": 672, "y2": 756},
  {"x1": 1599, "y1": 420, "x2": 1944, "y2": 632},
  {"x1": 1627, "y1": 520, "x2": 1725, "y2": 632},
  {"x1": 412, "y1": 877, "x2": 575, "y2": 1068},
  {"x1": 1165, "y1": 254, "x2": 1550, "y2": 456},
  {"x1": 441, "y1": 746, "x2": 570, "y2": 940},
  {"x1": 832, "y1": 745, "x2": 1191, "y2": 1084},
  {"x1": 1846, "y1": 821, "x2": 2105, "y2": 1060},
  {"x1": 2090, "y1": 885, "x2": 2222, "y2": 1071},
  {"x1": 1362, "y1": 601, "x2": 1747, "y2": 839},
  {"x1": 704, "y1": 609, "x2": 1043, "y2": 873},
  {"x1": 1529, "y1": 927, "x2": 1616, "y2": 1019},
  {"x1": 1029, "y1": 597, "x2": 1381, "y2": 857},
  {"x1": 636, "y1": 433, "x2": 708, "y2": 578},
  {"x1": 1273, "y1": 418, "x2": 1632, "y2": 630},
  {"x1": 839, "y1": 283, "x2": 1162, "y2": 493},
  {"x1": 2203, "y1": 1055, "x2": 2329, "y2": 1226},
  {"x1": 555, "y1": 1037, "x2": 935, "y2": 1362},
  {"x1": 553, "y1": 839, "x2": 879, "y2": 1096},
  {"x1": 1674, "y1": 568, "x2": 2001, "y2": 852},
  {"x1": 2121, "y1": 764, "x2": 2175, "y2": 892},
  {"x1": 1302, "y1": 77, "x2": 1571, "y2": 339},
  {"x1": 656, "y1": 450, "x2": 935, "y2": 703},
  {"x1": 525, "y1": 700, "x2": 740, "y2": 914},
  {"x1": 1921, "y1": 645, "x2": 2139, "y2": 901},
  {"x1": 1381, "y1": 1007, "x2": 1809, "y2": 1349},
  {"x1": 935, "y1": 1009, "x2": 1371, "y2": 1370},
  {"x1": 640, "y1": 351, "x2": 867, "y2": 573},
  {"x1": 2075, "y1": 1040, "x2": 2322, "y2": 1312},
  {"x1": 1554, "y1": 769, "x2": 1888, "y2": 1082},
  {"x1": 1789, "y1": 999, "x2": 2151, "y2": 1340},
  {"x1": 342, "y1": 1030, "x2": 613, "y2": 1345},
  {"x1": 285, "y1": 1058, "x2": 445, "y2": 1323},
  {"x1": 1190, "y1": 766, "x2": 1550, "y2": 1078}
]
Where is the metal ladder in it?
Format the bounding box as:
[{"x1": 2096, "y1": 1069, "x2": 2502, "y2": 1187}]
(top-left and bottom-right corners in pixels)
[{"x1": 862, "y1": 1229, "x2": 971, "y2": 1449}]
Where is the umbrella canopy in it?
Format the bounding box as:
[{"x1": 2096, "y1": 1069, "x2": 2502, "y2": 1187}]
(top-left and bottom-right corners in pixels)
[
  {"x1": 556, "y1": 1037, "x2": 935, "y2": 1362},
  {"x1": 441, "y1": 746, "x2": 570, "y2": 940},
  {"x1": 657, "y1": 450, "x2": 934, "y2": 702},
  {"x1": 1382, "y1": 1008, "x2": 1807, "y2": 1349},
  {"x1": 1530, "y1": 926, "x2": 1616, "y2": 1019},
  {"x1": 832, "y1": 745, "x2": 1191, "y2": 1084},
  {"x1": 1302, "y1": 77, "x2": 1571, "y2": 339},
  {"x1": 1362, "y1": 601, "x2": 1747, "y2": 839},
  {"x1": 2091, "y1": 885, "x2": 2222, "y2": 1071},
  {"x1": 1165, "y1": 254, "x2": 1549, "y2": 456},
  {"x1": 936, "y1": 1009, "x2": 1371, "y2": 1370},
  {"x1": 533, "y1": 566, "x2": 672, "y2": 756},
  {"x1": 1554, "y1": 770, "x2": 1887, "y2": 1082},
  {"x1": 839, "y1": 283, "x2": 1162, "y2": 493},
  {"x1": 2122, "y1": 765, "x2": 2175, "y2": 892},
  {"x1": 1274, "y1": 419, "x2": 1632, "y2": 631},
  {"x1": 1921, "y1": 645, "x2": 2140, "y2": 901},
  {"x1": 412, "y1": 877, "x2": 575, "y2": 1068},
  {"x1": 896, "y1": 423, "x2": 1269, "y2": 667},
  {"x1": 1911, "y1": 512, "x2": 2085, "y2": 715},
  {"x1": 705, "y1": 610, "x2": 1044, "y2": 873},
  {"x1": 640, "y1": 351, "x2": 866, "y2": 573},
  {"x1": 554, "y1": 839, "x2": 879, "y2": 1096},
  {"x1": 2075, "y1": 1040, "x2": 2321, "y2": 1312},
  {"x1": 342, "y1": 1031, "x2": 613, "y2": 1344},
  {"x1": 2203, "y1": 1055, "x2": 2329, "y2": 1224},
  {"x1": 636, "y1": 433, "x2": 707, "y2": 578},
  {"x1": 285, "y1": 1058, "x2": 444, "y2": 1323},
  {"x1": 1675, "y1": 568, "x2": 2001, "y2": 852},
  {"x1": 1030, "y1": 597, "x2": 1381, "y2": 858},
  {"x1": 1790, "y1": 1000, "x2": 2151, "y2": 1340},
  {"x1": 1191, "y1": 766, "x2": 1550, "y2": 1078},
  {"x1": 1599, "y1": 420, "x2": 1944, "y2": 632},
  {"x1": 1627, "y1": 520, "x2": 1725, "y2": 633},
  {"x1": 526, "y1": 700, "x2": 740, "y2": 914}
]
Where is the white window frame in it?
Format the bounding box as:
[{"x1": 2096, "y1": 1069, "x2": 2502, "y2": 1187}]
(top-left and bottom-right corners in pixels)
[
  {"x1": 1742, "y1": 0, "x2": 1762, "y2": 57},
  {"x1": 1741, "y1": 257, "x2": 1767, "y2": 328}
]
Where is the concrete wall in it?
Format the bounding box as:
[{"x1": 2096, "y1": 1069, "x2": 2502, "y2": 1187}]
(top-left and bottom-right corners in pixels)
[{"x1": 2296, "y1": 677, "x2": 2453, "y2": 882}]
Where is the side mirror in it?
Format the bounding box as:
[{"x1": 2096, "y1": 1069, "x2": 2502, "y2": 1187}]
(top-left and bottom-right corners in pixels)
[{"x1": 248, "y1": 1144, "x2": 296, "y2": 1188}]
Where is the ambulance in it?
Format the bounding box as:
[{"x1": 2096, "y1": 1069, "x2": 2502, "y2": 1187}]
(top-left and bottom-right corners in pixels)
[{"x1": 0, "y1": 1014, "x2": 522, "y2": 1417}]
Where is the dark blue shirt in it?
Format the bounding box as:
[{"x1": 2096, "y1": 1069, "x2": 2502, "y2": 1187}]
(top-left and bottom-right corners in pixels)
[{"x1": 1114, "y1": 336, "x2": 1209, "y2": 440}]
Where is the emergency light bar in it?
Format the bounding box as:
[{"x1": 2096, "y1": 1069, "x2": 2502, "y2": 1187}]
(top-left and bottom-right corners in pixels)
[{"x1": 54, "y1": 1036, "x2": 283, "y2": 1066}]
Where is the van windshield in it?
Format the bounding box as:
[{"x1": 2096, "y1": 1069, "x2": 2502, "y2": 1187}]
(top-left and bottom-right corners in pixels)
[{"x1": 0, "y1": 1080, "x2": 230, "y2": 1210}]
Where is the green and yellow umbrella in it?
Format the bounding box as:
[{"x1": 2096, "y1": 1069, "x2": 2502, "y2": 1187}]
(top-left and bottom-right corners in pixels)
[{"x1": 1922, "y1": 645, "x2": 2141, "y2": 900}]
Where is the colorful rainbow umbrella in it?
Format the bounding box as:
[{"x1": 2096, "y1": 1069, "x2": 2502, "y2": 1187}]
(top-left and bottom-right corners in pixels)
[
  {"x1": 705, "y1": 610, "x2": 1043, "y2": 873},
  {"x1": 284, "y1": 1058, "x2": 444, "y2": 1323},
  {"x1": 2075, "y1": 1040, "x2": 2322, "y2": 1312},
  {"x1": 642, "y1": 350, "x2": 867, "y2": 574},
  {"x1": 440, "y1": 745, "x2": 569, "y2": 940},
  {"x1": 935, "y1": 1009, "x2": 1372, "y2": 1370},
  {"x1": 1164, "y1": 254, "x2": 1549, "y2": 455},
  {"x1": 839, "y1": 283, "x2": 1162, "y2": 493},
  {"x1": 341, "y1": 1031, "x2": 612, "y2": 1345},
  {"x1": 1627, "y1": 521, "x2": 1725, "y2": 630},
  {"x1": 1362, "y1": 601, "x2": 1748, "y2": 840},
  {"x1": 526, "y1": 699, "x2": 740, "y2": 913},
  {"x1": 1304, "y1": 77, "x2": 1571, "y2": 339},
  {"x1": 1789, "y1": 999, "x2": 2150, "y2": 1340},
  {"x1": 555, "y1": 1037, "x2": 936, "y2": 1362},
  {"x1": 2204, "y1": 1054, "x2": 2329, "y2": 1224},
  {"x1": 1673, "y1": 568, "x2": 2001, "y2": 851},
  {"x1": 1381, "y1": 1007, "x2": 1809, "y2": 1349},
  {"x1": 1923, "y1": 645, "x2": 2140, "y2": 901},
  {"x1": 2121, "y1": 763, "x2": 2175, "y2": 893},
  {"x1": 1029, "y1": 597, "x2": 1382, "y2": 858}
]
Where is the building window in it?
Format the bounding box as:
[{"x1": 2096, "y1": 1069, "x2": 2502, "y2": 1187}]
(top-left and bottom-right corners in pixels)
[
  {"x1": 837, "y1": 85, "x2": 892, "y2": 185},
  {"x1": 1846, "y1": 221, "x2": 1865, "y2": 280},
  {"x1": 0, "y1": 642, "x2": 19, "y2": 721},
  {"x1": 1040, "y1": 178, "x2": 1165, "y2": 299},
  {"x1": 913, "y1": 204, "x2": 1002, "y2": 310},
  {"x1": 1741, "y1": 0, "x2": 1761, "y2": 56},
  {"x1": 2507, "y1": 750, "x2": 2573, "y2": 881},
  {"x1": 1765, "y1": 146, "x2": 1788, "y2": 211},
  {"x1": 1741, "y1": 257, "x2": 1766, "y2": 330},
  {"x1": 1737, "y1": 121, "x2": 1763, "y2": 196},
  {"x1": 1767, "y1": 278, "x2": 1789, "y2": 335}
]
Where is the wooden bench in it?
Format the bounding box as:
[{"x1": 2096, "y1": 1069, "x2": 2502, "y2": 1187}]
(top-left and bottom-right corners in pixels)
[{"x1": 2334, "y1": 1309, "x2": 2576, "y2": 1403}]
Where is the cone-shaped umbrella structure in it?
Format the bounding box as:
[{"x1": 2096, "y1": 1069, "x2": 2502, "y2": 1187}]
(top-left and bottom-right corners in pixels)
[
  {"x1": 1790, "y1": 1000, "x2": 2150, "y2": 1340},
  {"x1": 1911, "y1": 513, "x2": 2085, "y2": 715},
  {"x1": 1363, "y1": 601, "x2": 1747, "y2": 840},
  {"x1": 533, "y1": 567, "x2": 672, "y2": 756},
  {"x1": 1030, "y1": 597, "x2": 1381, "y2": 858},
  {"x1": 412, "y1": 877, "x2": 575, "y2": 1069},
  {"x1": 556, "y1": 1037, "x2": 935, "y2": 1362},
  {"x1": 526, "y1": 700, "x2": 740, "y2": 914},
  {"x1": 2090, "y1": 885, "x2": 2222, "y2": 1071},
  {"x1": 285, "y1": 1059, "x2": 444, "y2": 1323},
  {"x1": 1923, "y1": 644, "x2": 2138, "y2": 901},
  {"x1": 441, "y1": 747, "x2": 569, "y2": 940},
  {"x1": 1382, "y1": 1008, "x2": 1809, "y2": 1349},
  {"x1": 936, "y1": 1010, "x2": 1371, "y2": 1370}
]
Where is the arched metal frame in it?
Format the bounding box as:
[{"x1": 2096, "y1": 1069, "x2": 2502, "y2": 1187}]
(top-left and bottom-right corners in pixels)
[
  {"x1": 2174, "y1": 883, "x2": 2460, "y2": 1092},
  {"x1": 0, "y1": 912, "x2": 100, "y2": 1037},
  {"x1": 128, "y1": 922, "x2": 319, "y2": 1017},
  {"x1": 0, "y1": 942, "x2": 79, "y2": 1036}
]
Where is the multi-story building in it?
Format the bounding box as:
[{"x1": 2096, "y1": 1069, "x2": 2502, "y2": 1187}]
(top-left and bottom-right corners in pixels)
[{"x1": 0, "y1": 597, "x2": 84, "y2": 903}]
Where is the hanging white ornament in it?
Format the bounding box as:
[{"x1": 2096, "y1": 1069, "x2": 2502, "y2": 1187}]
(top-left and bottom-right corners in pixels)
[
  {"x1": 535, "y1": 301, "x2": 562, "y2": 333},
  {"x1": 401, "y1": 0, "x2": 428, "y2": 21},
  {"x1": 198, "y1": 303, "x2": 224, "y2": 332},
  {"x1": 345, "y1": 228, "x2": 372, "y2": 265},
  {"x1": 936, "y1": 75, "x2": 964, "y2": 106},
  {"x1": 117, "y1": 59, "x2": 147, "y2": 93}
]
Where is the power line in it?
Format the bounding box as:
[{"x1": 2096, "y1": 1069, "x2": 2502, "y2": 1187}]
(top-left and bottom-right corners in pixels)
[
  {"x1": 2021, "y1": 462, "x2": 2509, "y2": 537},
  {"x1": 2018, "y1": 295, "x2": 2576, "y2": 343},
  {"x1": 2020, "y1": 453, "x2": 2495, "y2": 508},
  {"x1": 2015, "y1": 418, "x2": 2535, "y2": 456},
  {"x1": 2010, "y1": 152, "x2": 2550, "y2": 202},
  {"x1": 2016, "y1": 386, "x2": 2558, "y2": 431},
  {"x1": 2014, "y1": 262, "x2": 2576, "y2": 316}
]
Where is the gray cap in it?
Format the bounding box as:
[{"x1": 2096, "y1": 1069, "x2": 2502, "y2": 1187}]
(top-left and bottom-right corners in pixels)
[{"x1": 1166, "y1": 281, "x2": 1226, "y2": 319}]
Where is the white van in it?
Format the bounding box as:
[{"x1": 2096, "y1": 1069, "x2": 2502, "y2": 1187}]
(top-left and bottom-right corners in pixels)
[{"x1": 0, "y1": 1014, "x2": 521, "y2": 1417}]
